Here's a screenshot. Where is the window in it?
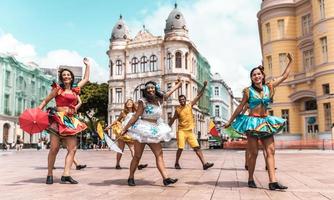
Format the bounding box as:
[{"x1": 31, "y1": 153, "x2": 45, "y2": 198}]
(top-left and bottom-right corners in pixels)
[
  {"x1": 30, "y1": 100, "x2": 35, "y2": 108},
  {"x1": 115, "y1": 60, "x2": 122, "y2": 75},
  {"x1": 185, "y1": 53, "x2": 188, "y2": 69},
  {"x1": 303, "y1": 49, "x2": 314, "y2": 70},
  {"x1": 185, "y1": 83, "x2": 189, "y2": 97},
  {"x1": 115, "y1": 88, "x2": 122, "y2": 103},
  {"x1": 322, "y1": 83, "x2": 330, "y2": 95},
  {"x1": 320, "y1": 37, "x2": 328, "y2": 63},
  {"x1": 131, "y1": 57, "x2": 139, "y2": 73},
  {"x1": 302, "y1": 14, "x2": 311, "y2": 36},
  {"x1": 324, "y1": 103, "x2": 331, "y2": 131},
  {"x1": 167, "y1": 53, "x2": 172, "y2": 70},
  {"x1": 319, "y1": 0, "x2": 325, "y2": 19},
  {"x1": 214, "y1": 87, "x2": 219, "y2": 96},
  {"x1": 267, "y1": 56, "x2": 273, "y2": 77},
  {"x1": 109, "y1": 89, "x2": 113, "y2": 104},
  {"x1": 279, "y1": 53, "x2": 287, "y2": 73},
  {"x1": 17, "y1": 97, "x2": 22, "y2": 115},
  {"x1": 167, "y1": 112, "x2": 172, "y2": 122},
  {"x1": 277, "y1": 19, "x2": 285, "y2": 39},
  {"x1": 149, "y1": 55, "x2": 157, "y2": 72},
  {"x1": 281, "y1": 109, "x2": 289, "y2": 133},
  {"x1": 175, "y1": 52, "x2": 182, "y2": 68},
  {"x1": 31, "y1": 81, "x2": 36, "y2": 94},
  {"x1": 215, "y1": 105, "x2": 220, "y2": 117},
  {"x1": 167, "y1": 83, "x2": 172, "y2": 101},
  {"x1": 5, "y1": 70, "x2": 11, "y2": 87},
  {"x1": 305, "y1": 100, "x2": 317, "y2": 111},
  {"x1": 265, "y1": 22, "x2": 271, "y2": 42},
  {"x1": 4, "y1": 94, "x2": 10, "y2": 115},
  {"x1": 140, "y1": 56, "x2": 148, "y2": 72},
  {"x1": 133, "y1": 88, "x2": 141, "y2": 101},
  {"x1": 109, "y1": 60, "x2": 113, "y2": 76}
]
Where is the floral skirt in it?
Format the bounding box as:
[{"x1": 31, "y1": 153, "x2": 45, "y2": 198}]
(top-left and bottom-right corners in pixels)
[
  {"x1": 231, "y1": 114, "x2": 285, "y2": 139},
  {"x1": 47, "y1": 110, "x2": 87, "y2": 137},
  {"x1": 127, "y1": 118, "x2": 173, "y2": 143}
]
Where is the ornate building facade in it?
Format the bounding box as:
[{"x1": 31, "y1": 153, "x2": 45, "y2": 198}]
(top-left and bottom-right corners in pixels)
[
  {"x1": 0, "y1": 54, "x2": 53, "y2": 146},
  {"x1": 258, "y1": 0, "x2": 334, "y2": 139},
  {"x1": 107, "y1": 5, "x2": 212, "y2": 146}
]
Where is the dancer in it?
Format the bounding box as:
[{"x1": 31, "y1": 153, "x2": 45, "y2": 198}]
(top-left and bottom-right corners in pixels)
[
  {"x1": 38, "y1": 57, "x2": 90, "y2": 184},
  {"x1": 104, "y1": 99, "x2": 148, "y2": 170},
  {"x1": 169, "y1": 80, "x2": 214, "y2": 170},
  {"x1": 120, "y1": 79, "x2": 182, "y2": 186},
  {"x1": 224, "y1": 53, "x2": 292, "y2": 190}
]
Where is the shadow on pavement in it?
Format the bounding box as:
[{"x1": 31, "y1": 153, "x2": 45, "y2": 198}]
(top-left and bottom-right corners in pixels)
[
  {"x1": 185, "y1": 180, "x2": 248, "y2": 188},
  {"x1": 17, "y1": 177, "x2": 60, "y2": 184},
  {"x1": 88, "y1": 179, "x2": 156, "y2": 186}
]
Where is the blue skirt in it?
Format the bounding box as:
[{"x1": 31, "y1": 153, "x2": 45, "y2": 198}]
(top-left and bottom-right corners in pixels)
[{"x1": 231, "y1": 114, "x2": 285, "y2": 139}]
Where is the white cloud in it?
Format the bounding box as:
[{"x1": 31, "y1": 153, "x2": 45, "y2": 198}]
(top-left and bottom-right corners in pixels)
[
  {"x1": 0, "y1": 33, "x2": 108, "y2": 83},
  {"x1": 127, "y1": 0, "x2": 262, "y2": 96}
]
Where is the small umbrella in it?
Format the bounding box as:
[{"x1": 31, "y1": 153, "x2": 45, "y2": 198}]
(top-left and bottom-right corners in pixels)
[
  {"x1": 19, "y1": 108, "x2": 49, "y2": 134},
  {"x1": 104, "y1": 133, "x2": 123, "y2": 154}
]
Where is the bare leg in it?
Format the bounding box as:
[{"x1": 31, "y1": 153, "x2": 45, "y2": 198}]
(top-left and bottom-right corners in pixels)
[
  {"x1": 247, "y1": 135, "x2": 259, "y2": 181},
  {"x1": 63, "y1": 136, "x2": 77, "y2": 176},
  {"x1": 148, "y1": 143, "x2": 168, "y2": 179},
  {"x1": 129, "y1": 141, "x2": 145, "y2": 179},
  {"x1": 47, "y1": 134, "x2": 60, "y2": 176},
  {"x1": 73, "y1": 156, "x2": 78, "y2": 167},
  {"x1": 116, "y1": 140, "x2": 126, "y2": 166},
  {"x1": 193, "y1": 147, "x2": 206, "y2": 165},
  {"x1": 261, "y1": 136, "x2": 277, "y2": 183},
  {"x1": 175, "y1": 148, "x2": 183, "y2": 165},
  {"x1": 127, "y1": 143, "x2": 135, "y2": 158},
  {"x1": 245, "y1": 148, "x2": 249, "y2": 169}
]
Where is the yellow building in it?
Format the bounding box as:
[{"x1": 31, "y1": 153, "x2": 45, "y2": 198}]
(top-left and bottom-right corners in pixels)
[{"x1": 258, "y1": 0, "x2": 334, "y2": 139}]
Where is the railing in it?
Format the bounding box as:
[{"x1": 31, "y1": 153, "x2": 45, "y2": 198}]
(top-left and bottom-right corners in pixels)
[{"x1": 224, "y1": 139, "x2": 334, "y2": 150}]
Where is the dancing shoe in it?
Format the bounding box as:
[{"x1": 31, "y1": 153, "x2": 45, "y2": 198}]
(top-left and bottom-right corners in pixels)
[
  {"x1": 203, "y1": 162, "x2": 214, "y2": 170},
  {"x1": 46, "y1": 176, "x2": 53, "y2": 184},
  {"x1": 269, "y1": 182, "x2": 288, "y2": 190},
  {"x1": 138, "y1": 164, "x2": 148, "y2": 170},
  {"x1": 163, "y1": 178, "x2": 178, "y2": 186},
  {"x1": 115, "y1": 165, "x2": 122, "y2": 170},
  {"x1": 174, "y1": 163, "x2": 181, "y2": 170},
  {"x1": 248, "y1": 180, "x2": 257, "y2": 188},
  {"x1": 76, "y1": 164, "x2": 87, "y2": 170},
  {"x1": 127, "y1": 178, "x2": 136, "y2": 186},
  {"x1": 60, "y1": 176, "x2": 78, "y2": 184}
]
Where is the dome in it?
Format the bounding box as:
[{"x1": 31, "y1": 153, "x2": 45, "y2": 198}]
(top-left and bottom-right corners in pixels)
[
  {"x1": 164, "y1": 4, "x2": 188, "y2": 35},
  {"x1": 110, "y1": 15, "x2": 130, "y2": 41}
]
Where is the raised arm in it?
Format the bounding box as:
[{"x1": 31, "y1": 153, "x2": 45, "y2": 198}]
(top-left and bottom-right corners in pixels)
[
  {"x1": 104, "y1": 113, "x2": 125, "y2": 131},
  {"x1": 271, "y1": 53, "x2": 293, "y2": 88},
  {"x1": 168, "y1": 110, "x2": 178, "y2": 127},
  {"x1": 120, "y1": 101, "x2": 144, "y2": 135},
  {"x1": 77, "y1": 57, "x2": 91, "y2": 88},
  {"x1": 224, "y1": 91, "x2": 248, "y2": 128},
  {"x1": 190, "y1": 80, "x2": 208, "y2": 106},
  {"x1": 38, "y1": 88, "x2": 58, "y2": 110},
  {"x1": 164, "y1": 78, "x2": 182, "y2": 100}
]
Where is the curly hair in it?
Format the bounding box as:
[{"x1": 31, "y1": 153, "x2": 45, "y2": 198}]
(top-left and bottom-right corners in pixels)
[
  {"x1": 141, "y1": 81, "x2": 165, "y2": 100},
  {"x1": 123, "y1": 99, "x2": 137, "y2": 115}
]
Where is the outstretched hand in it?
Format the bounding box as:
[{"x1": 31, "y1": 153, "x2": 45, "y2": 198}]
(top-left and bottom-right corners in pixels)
[
  {"x1": 203, "y1": 80, "x2": 208, "y2": 87},
  {"x1": 83, "y1": 57, "x2": 90, "y2": 66}
]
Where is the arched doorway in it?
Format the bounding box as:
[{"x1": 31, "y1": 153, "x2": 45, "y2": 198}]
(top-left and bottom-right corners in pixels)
[{"x1": 3, "y1": 123, "x2": 10, "y2": 145}]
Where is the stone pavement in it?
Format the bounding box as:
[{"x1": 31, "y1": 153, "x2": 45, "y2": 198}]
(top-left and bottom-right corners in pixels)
[{"x1": 1, "y1": 149, "x2": 334, "y2": 200}]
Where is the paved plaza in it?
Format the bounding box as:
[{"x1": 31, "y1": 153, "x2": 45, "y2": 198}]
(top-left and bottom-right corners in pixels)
[{"x1": 1, "y1": 149, "x2": 334, "y2": 200}]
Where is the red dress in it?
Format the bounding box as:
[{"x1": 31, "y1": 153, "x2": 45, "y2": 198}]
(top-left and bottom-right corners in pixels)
[{"x1": 48, "y1": 82, "x2": 87, "y2": 137}]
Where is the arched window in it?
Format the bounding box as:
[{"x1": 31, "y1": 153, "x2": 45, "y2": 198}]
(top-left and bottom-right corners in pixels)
[
  {"x1": 175, "y1": 52, "x2": 182, "y2": 68},
  {"x1": 167, "y1": 52, "x2": 172, "y2": 70},
  {"x1": 149, "y1": 55, "x2": 158, "y2": 71},
  {"x1": 131, "y1": 57, "x2": 139, "y2": 73},
  {"x1": 115, "y1": 60, "x2": 122, "y2": 75},
  {"x1": 109, "y1": 60, "x2": 113, "y2": 76},
  {"x1": 140, "y1": 56, "x2": 148, "y2": 72},
  {"x1": 185, "y1": 53, "x2": 188, "y2": 69}
]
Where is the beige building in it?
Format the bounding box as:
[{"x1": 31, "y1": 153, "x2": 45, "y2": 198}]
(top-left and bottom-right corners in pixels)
[
  {"x1": 258, "y1": 0, "x2": 334, "y2": 139},
  {"x1": 107, "y1": 5, "x2": 213, "y2": 147}
]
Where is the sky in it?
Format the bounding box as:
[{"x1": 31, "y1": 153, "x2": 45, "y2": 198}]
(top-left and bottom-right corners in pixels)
[{"x1": 0, "y1": 0, "x2": 263, "y2": 96}]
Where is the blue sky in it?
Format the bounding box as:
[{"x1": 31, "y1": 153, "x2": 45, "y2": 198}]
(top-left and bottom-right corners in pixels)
[{"x1": 0, "y1": 0, "x2": 262, "y2": 95}]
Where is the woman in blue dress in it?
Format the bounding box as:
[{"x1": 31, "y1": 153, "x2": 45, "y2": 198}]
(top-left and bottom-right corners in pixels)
[
  {"x1": 224, "y1": 53, "x2": 292, "y2": 190},
  {"x1": 120, "y1": 79, "x2": 182, "y2": 186}
]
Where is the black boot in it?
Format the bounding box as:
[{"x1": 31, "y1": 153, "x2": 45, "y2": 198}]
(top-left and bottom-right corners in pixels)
[
  {"x1": 203, "y1": 162, "x2": 214, "y2": 170},
  {"x1": 115, "y1": 165, "x2": 122, "y2": 169},
  {"x1": 174, "y1": 163, "x2": 181, "y2": 170},
  {"x1": 269, "y1": 182, "x2": 288, "y2": 190},
  {"x1": 76, "y1": 164, "x2": 87, "y2": 170},
  {"x1": 127, "y1": 178, "x2": 136, "y2": 186},
  {"x1": 138, "y1": 164, "x2": 148, "y2": 170},
  {"x1": 60, "y1": 176, "x2": 78, "y2": 184},
  {"x1": 163, "y1": 178, "x2": 178, "y2": 186},
  {"x1": 248, "y1": 180, "x2": 257, "y2": 188},
  {"x1": 46, "y1": 176, "x2": 53, "y2": 184}
]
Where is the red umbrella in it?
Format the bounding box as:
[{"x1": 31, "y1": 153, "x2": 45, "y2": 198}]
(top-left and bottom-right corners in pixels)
[{"x1": 19, "y1": 108, "x2": 49, "y2": 134}]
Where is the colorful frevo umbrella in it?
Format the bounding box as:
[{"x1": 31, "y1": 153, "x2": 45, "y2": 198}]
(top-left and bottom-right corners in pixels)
[
  {"x1": 96, "y1": 122, "x2": 123, "y2": 154},
  {"x1": 19, "y1": 108, "x2": 49, "y2": 134}
]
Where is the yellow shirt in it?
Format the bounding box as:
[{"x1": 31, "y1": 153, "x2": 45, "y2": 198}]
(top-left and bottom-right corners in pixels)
[{"x1": 176, "y1": 104, "x2": 194, "y2": 130}]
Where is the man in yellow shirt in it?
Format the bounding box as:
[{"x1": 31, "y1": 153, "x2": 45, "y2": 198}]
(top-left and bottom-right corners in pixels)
[{"x1": 169, "y1": 81, "x2": 214, "y2": 170}]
